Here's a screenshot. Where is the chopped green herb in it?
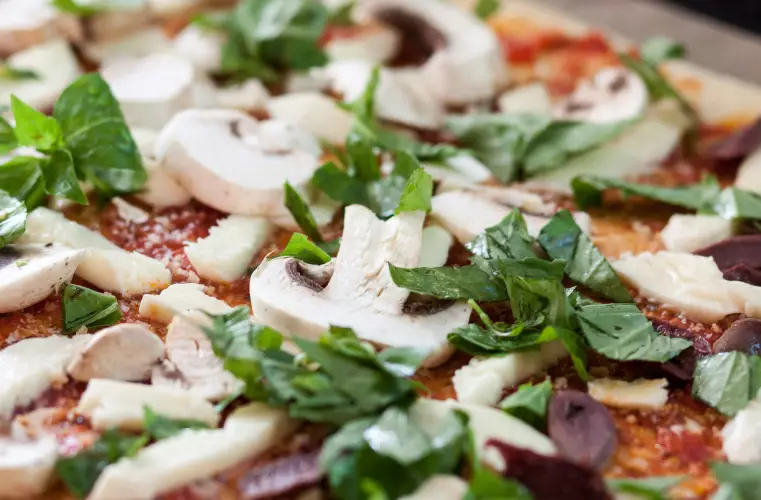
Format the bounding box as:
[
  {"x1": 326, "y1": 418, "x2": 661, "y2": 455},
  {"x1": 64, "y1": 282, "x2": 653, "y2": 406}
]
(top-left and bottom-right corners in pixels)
[
  {"x1": 11, "y1": 95, "x2": 63, "y2": 152},
  {"x1": 711, "y1": 462, "x2": 761, "y2": 500},
  {"x1": 394, "y1": 168, "x2": 433, "y2": 214},
  {"x1": 283, "y1": 182, "x2": 323, "y2": 243},
  {"x1": 0, "y1": 156, "x2": 47, "y2": 209},
  {"x1": 328, "y1": 1, "x2": 356, "y2": 26},
  {"x1": 15, "y1": 259, "x2": 28, "y2": 267},
  {"x1": 0, "y1": 189, "x2": 26, "y2": 248},
  {"x1": 0, "y1": 63, "x2": 39, "y2": 82},
  {"x1": 473, "y1": 0, "x2": 500, "y2": 20},
  {"x1": 143, "y1": 407, "x2": 211, "y2": 441},
  {"x1": 466, "y1": 209, "x2": 536, "y2": 264},
  {"x1": 499, "y1": 378, "x2": 553, "y2": 430},
  {"x1": 640, "y1": 37, "x2": 686, "y2": 66},
  {"x1": 61, "y1": 284, "x2": 122, "y2": 334},
  {"x1": 464, "y1": 467, "x2": 533, "y2": 500},
  {"x1": 0, "y1": 115, "x2": 16, "y2": 154},
  {"x1": 279, "y1": 233, "x2": 332, "y2": 264},
  {"x1": 607, "y1": 475, "x2": 686, "y2": 500},
  {"x1": 693, "y1": 352, "x2": 761, "y2": 416}
]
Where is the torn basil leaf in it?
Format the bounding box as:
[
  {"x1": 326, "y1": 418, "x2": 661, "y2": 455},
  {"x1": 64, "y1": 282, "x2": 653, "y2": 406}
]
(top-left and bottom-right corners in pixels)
[
  {"x1": 0, "y1": 156, "x2": 46, "y2": 208},
  {"x1": 0, "y1": 189, "x2": 26, "y2": 248},
  {"x1": 0, "y1": 115, "x2": 16, "y2": 154},
  {"x1": 395, "y1": 168, "x2": 433, "y2": 214},
  {"x1": 464, "y1": 467, "x2": 533, "y2": 500},
  {"x1": 711, "y1": 462, "x2": 761, "y2": 500},
  {"x1": 640, "y1": 36, "x2": 686, "y2": 66},
  {"x1": 328, "y1": 0, "x2": 355, "y2": 26},
  {"x1": 284, "y1": 182, "x2": 323, "y2": 243},
  {"x1": 467, "y1": 209, "x2": 536, "y2": 264},
  {"x1": 279, "y1": 233, "x2": 331, "y2": 265},
  {"x1": 61, "y1": 284, "x2": 122, "y2": 334},
  {"x1": 499, "y1": 258, "x2": 571, "y2": 328},
  {"x1": 606, "y1": 475, "x2": 686, "y2": 500},
  {"x1": 389, "y1": 264, "x2": 507, "y2": 302},
  {"x1": 693, "y1": 352, "x2": 761, "y2": 416},
  {"x1": 499, "y1": 379, "x2": 553, "y2": 430},
  {"x1": 143, "y1": 407, "x2": 211, "y2": 441},
  {"x1": 0, "y1": 63, "x2": 39, "y2": 82},
  {"x1": 473, "y1": 0, "x2": 500, "y2": 20},
  {"x1": 538, "y1": 210, "x2": 631, "y2": 303},
  {"x1": 11, "y1": 95, "x2": 63, "y2": 152},
  {"x1": 576, "y1": 303, "x2": 690, "y2": 362},
  {"x1": 449, "y1": 322, "x2": 556, "y2": 357}
]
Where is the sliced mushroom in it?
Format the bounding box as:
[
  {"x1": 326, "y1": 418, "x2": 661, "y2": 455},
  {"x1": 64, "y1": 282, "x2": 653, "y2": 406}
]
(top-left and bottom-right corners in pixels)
[
  {"x1": 555, "y1": 67, "x2": 647, "y2": 123},
  {"x1": 0, "y1": 244, "x2": 82, "y2": 313},
  {"x1": 131, "y1": 127, "x2": 192, "y2": 210},
  {"x1": 713, "y1": 319, "x2": 761, "y2": 355},
  {"x1": 237, "y1": 449, "x2": 322, "y2": 500},
  {"x1": 267, "y1": 92, "x2": 353, "y2": 146},
  {"x1": 419, "y1": 225, "x2": 453, "y2": 268},
  {"x1": 66, "y1": 323, "x2": 164, "y2": 382},
  {"x1": 0, "y1": 0, "x2": 81, "y2": 57},
  {"x1": 212, "y1": 79, "x2": 270, "y2": 111},
  {"x1": 250, "y1": 205, "x2": 471, "y2": 367},
  {"x1": 154, "y1": 110, "x2": 323, "y2": 218},
  {"x1": 498, "y1": 83, "x2": 553, "y2": 115},
  {"x1": 547, "y1": 390, "x2": 617, "y2": 470},
  {"x1": 0, "y1": 436, "x2": 58, "y2": 499},
  {"x1": 151, "y1": 312, "x2": 243, "y2": 401},
  {"x1": 694, "y1": 235, "x2": 761, "y2": 271},
  {"x1": 173, "y1": 24, "x2": 224, "y2": 73},
  {"x1": 84, "y1": 27, "x2": 173, "y2": 65},
  {"x1": 326, "y1": 22, "x2": 400, "y2": 64},
  {"x1": 357, "y1": 0, "x2": 509, "y2": 105},
  {"x1": 82, "y1": 4, "x2": 153, "y2": 44},
  {"x1": 587, "y1": 378, "x2": 668, "y2": 410}
]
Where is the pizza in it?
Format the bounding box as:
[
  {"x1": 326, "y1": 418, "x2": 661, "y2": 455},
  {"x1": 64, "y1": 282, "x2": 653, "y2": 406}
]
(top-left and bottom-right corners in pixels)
[{"x1": 0, "y1": 0, "x2": 760, "y2": 498}]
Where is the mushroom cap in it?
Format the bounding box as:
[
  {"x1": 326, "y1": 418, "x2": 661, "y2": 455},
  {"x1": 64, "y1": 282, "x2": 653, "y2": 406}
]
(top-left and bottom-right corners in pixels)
[
  {"x1": 155, "y1": 109, "x2": 322, "y2": 217},
  {"x1": 66, "y1": 323, "x2": 165, "y2": 382},
  {"x1": 713, "y1": 319, "x2": 761, "y2": 356}
]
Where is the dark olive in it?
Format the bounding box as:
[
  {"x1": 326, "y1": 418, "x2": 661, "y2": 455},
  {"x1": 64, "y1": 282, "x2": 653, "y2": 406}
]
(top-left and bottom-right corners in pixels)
[
  {"x1": 238, "y1": 450, "x2": 321, "y2": 500},
  {"x1": 651, "y1": 318, "x2": 711, "y2": 354},
  {"x1": 713, "y1": 318, "x2": 761, "y2": 355},
  {"x1": 705, "y1": 117, "x2": 761, "y2": 161},
  {"x1": 694, "y1": 235, "x2": 761, "y2": 272},
  {"x1": 547, "y1": 390, "x2": 617, "y2": 470},
  {"x1": 723, "y1": 263, "x2": 761, "y2": 286}
]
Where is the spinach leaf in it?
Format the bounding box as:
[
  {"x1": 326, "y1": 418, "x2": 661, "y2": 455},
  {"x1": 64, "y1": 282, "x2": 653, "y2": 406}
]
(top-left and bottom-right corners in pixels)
[
  {"x1": 143, "y1": 407, "x2": 211, "y2": 440},
  {"x1": 640, "y1": 37, "x2": 686, "y2": 66},
  {"x1": 0, "y1": 189, "x2": 26, "y2": 248},
  {"x1": 61, "y1": 284, "x2": 122, "y2": 334},
  {"x1": 466, "y1": 209, "x2": 536, "y2": 264},
  {"x1": 499, "y1": 378, "x2": 553, "y2": 430},
  {"x1": 283, "y1": 182, "x2": 323, "y2": 243},
  {"x1": 0, "y1": 115, "x2": 16, "y2": 154},
  {"x1": 693, "y1": 352, "x2": 761, "y2": 416},
  {"x1": 576, "y1": 303, "x2": 690, "y2": 362},
  {"x1": 0, "y1": 156, "x2": 46, "y2": 208},
  {"x1": 55, "y1": 429, "x2": 148, "y2": 498},
  {"x1": 538, "y1": 210, "x2": 631, "y2": 302},
  {"x1": 54, "y1": 74, "x2": 146, "y2": 196},
  {"x1": 11, "y1": 95, "x2": 62, "y2": 152},
  {"x1": 711, "y1": 462, "x2": 761, "y2": 500},
  {"x1": 279, "y1": 233, "x2": 331, "y2": 264},
  {"x1": 464, "y1": 467, "x2": 533, "y2": 500},
  {"x1": 395, "y1": 168, "x2": 433, "y2": 214},
  {"x1": 607, "y1": 475, "x2": 686, "y2": 500},
  {"x1": 474, "y1": 0, "x2": 500, "y2": 20},
  {"x1": 0, "y1": 63, "x2": 39, "y2": 82},
  {"x1": 389, "y1": 264, "x2": 508, "y2": 302}
]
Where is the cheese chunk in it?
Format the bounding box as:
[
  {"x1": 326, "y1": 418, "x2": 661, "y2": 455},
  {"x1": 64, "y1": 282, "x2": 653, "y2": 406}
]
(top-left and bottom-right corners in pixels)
[
  {"x1": 613, "y1": 251, "x2": 761, "y2": 323},
  {"x1": 112, "y1": 197, "x2": 149, "y2": 224},
  {"x1": 453, "y1": 341, "x2": 568, "y2": 406},
  {"x1": 76, "y1": 379, "x2": 219, "y2": 431},
  {"x1": 660, "y1": 214, "x2": 732, "y2": 253},
  {"x1": 722, "y1": 400, "x2": 761, "y2": 464},
  {"x1": 498, "y1": 83, "x2": 552, "y2": 115},
  {"x1": 267, "y1": 92, "x2": 353, "y2": 146},
  {"x1": 20, "y1": 207, "x2": 171, "y2": 295},
  {"x1": 588, "y1": 378, "x2": 669, "y2": 409},
  {"x1": 0, "y1": 335, "x2": 91, "y2": 417},
  {"x1": 400, "y1": 475, "x2": 468, "y2": 500},
  {"x1": 0, "y1": 436, "x2": 58, "y2": 499},
  {"x1": 89, "y1": 403, "x2": 297, "y2": 500},
  {"x1": 184, "y1": 215, "x2": 272, "y2": 282},
  {"x1": 139, "y1": 283, "x2": 232, "y2": 324}
]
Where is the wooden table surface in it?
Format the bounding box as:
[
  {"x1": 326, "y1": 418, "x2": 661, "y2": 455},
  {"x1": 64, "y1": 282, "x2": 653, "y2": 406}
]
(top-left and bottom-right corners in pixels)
[{"x1": 541, "y1": 0, "x2": 761, "y2": 83}]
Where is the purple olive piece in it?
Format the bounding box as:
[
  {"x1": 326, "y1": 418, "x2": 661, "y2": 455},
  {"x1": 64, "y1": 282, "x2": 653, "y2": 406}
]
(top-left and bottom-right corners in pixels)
[
  {"x1": 713, "y1": 318, "x2": 761, "y2": 356},
  {"x1": 723, "y1": 263, "x2": 761, "y2": 286},
  {"x1": 705, "y1": 117, "x2": 761, "y2": 161},
  {"x1": 694, "y1": 235, "x2": 761, "y2": 271},
  {"x1": 238, "y1": 450, "x2": 322, "y2": 500}
]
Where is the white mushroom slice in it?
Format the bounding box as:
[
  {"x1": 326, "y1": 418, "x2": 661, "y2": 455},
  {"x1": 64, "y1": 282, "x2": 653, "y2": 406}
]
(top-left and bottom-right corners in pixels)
[
  {"x1": 453, "y1": 341, "x2": 568, "y2": 406},
  {"x1": 326, "y1": 23, "x2": 400, "y2": 63},
  {"x1": 0, "y1": 244, "x2": 83, "y2": 313},
  {"x1": 112, "y1": 197, "x2": 150, "y2": 224},
  {"x1": 136, "y1": 156, "x2": 193, "y2": 210},
  {"x1": 76, "y1": 379, "x2": 219, "y2": 431},
  {"x1": 213, "y1": 79, "x2": 270, "y2": 111},
  {"x1": 735, "y1": 146, "x2": 761, "y2": 194},
  {"x1": 267, "y1": 92, "x2": 353, "y2": 146},
  {"x1": 84, "y1": 27, "x2": 173, "y2": 64},
  {"x1": 66, "y1": 324, "x2": 164, "y2": 382},
  {"x1": 660, "y1": 214, "x2": 733, "y2": 253},
  {"x1": 588, "y1": 378, "x2": 669, "y2": 410},
  {"x1": 184, "y1": 215, "x2": 272, "y2": 282},
  {"x1": 324, "y1": 60, "x2": 444, "y2": 130},
  {"x1": 284, "y1": 70, "x2": 332, "y2": 94},
  {"x1": 722, "y1": 400, "x2": 761, "y2": 464},
  {"x1": 155, "y1": 109, "x2": 322, "y2": 217},
  {"x1": 139, "y1": 283, "x2": 231, "y2": 324},
  {"x1": 421, "y1": 155, "x2": 494, "y2": 192},
  {"x1": 102, "y1": 53, "x2": 195, "y2": 130},
  {"x1": 0, "y1": 335, "x2": 92, "y2": 418},
  {"x1": 250, "y1": 205, "x2": 471, "y2": 367},
  {"x1": 0, "y1": 436, "x2": 58, "y2": 499},
  {"x1": 151, "y1": 312, "x2": 243, "y2": 400},
  {"x1": 555, "y1": 67, "x2": 647, "y2": 123},
  {"x1": 20, "y1": 207, "x2": 171, "y2": 295},
  {"x1": 400, "y1": 475, "x2": 468, "y2": 500},
  {"x1": 173, "y1": 24, "x2": 223, "y2": 73},
  {"x1": 0, "y1": 0, "x2": 80, "y2": 57},
  {"x1": 419, "y1": 225, "x2": 453, "y2": 268},
  {"x1": 612, "y1": 251, "x2": 761, "y2": 323},
  {"x1": 0, "y1": 39, "x2": 81, "y2": 110},
  {"x1": 89, "y1": 403, "x2": 297, "y2": 500},
  {"x1": 498, "y1": 83, "x2": 553, "y2": 115},
  {"x1": 357, "y1": 0, "x2": 508, "y2": 105}
]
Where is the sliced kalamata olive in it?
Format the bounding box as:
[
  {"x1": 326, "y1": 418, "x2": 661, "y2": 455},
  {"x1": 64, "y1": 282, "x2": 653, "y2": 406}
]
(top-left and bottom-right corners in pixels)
[
  {"x1": 660, "y1": 347, "x2": 697, "y2": 382},
  {"x1": 713, "y1": 318, "x2": 761, "y2": 355},
  {"x1": 650, "y1": 318, "x2": 712, "y2": 355},
  {"x1": 485, "y1": 439, "x2": 611, "y2": 500},
  {"x1": 238, "y1": 450, "x2": 322, "y2": 500},
  {"x1": 694, "y1": 235, "x2": 761, "y2": 271},
  {"x1": 705, "y1": 117, "x2": 761, "y2": 161},
  {"x1": 723, "y1": 263, "x2": 761, "y2": 286},
  {"x1": 547, "y1": 390, "x2": 617, "y2": 470}
]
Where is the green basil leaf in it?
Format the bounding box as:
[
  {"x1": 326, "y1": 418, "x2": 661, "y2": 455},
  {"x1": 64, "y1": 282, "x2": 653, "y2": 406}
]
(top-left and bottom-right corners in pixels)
[
  {"x1": 464, "y1": 467, "x2": 533, "y2": 500},
  {"x1": 55, "y1": 429, "x2": 148, "y2": 497},
  {"x1": 538, "y1": 210, "x2": 631, "y2": 303},
  {"x1": 388, "y1": 264, "x2": 508, "y2": 302},
  {"x1": 0, "y1": 63, "x2": 39, "y2": 81},
  {"x1": 0, "y1": 156, "x2": 46, "y2": 208},
  {"x1": 576, "y1": 303, "x2": 690, "y2": 362},
  {"x1": 367, "y1": 175, "x2": 407, "y2": 219},
  {"x1": 376, "y1": 347, "x2": 429, "y2": 378},
  {"x1": 143, "y1": 406, "x2": 211, "y2": 440},
  {"x1": 346, "y1": 134, "x2": 381, "y2": 182},
  {"x1": 554, "y1": 325, "x2": 590, "y2": 380},
  {"x1": 318, "y1": 237, "x2": 341, "y2": 256},
  {"x1": 0, "y1": 189, "x2": 26, "y2": 248},
  {"x1": 11, "y1": 95, "x2": 63, "y2": 151},
  {"x1": 0, "y1": 115, "x2": 16, "y2": 154},
  {"x1": 499, "y1": 378, "x2": 553, "y2": 430},
  {"x1": 328, "y1": 1, "x2": 356, "y2": 26},
  {"x1": 467, "y1": 209, "x2": 537, "y2": 266},
  {"x1": 42, "y1": 149, "x2": 88, "y2": 204},
  {"x1": 693, "y1": 352, "x2": 761, "y2": 416},
  {"x1": 51, "y1": 0, "x2": 146, "y2": 15},
  {"x1": 313, "y1": 161, "x2": 369, "y2": 207},
  {"x1": 607, "y1": 475, "x2": 686, "y2": 500},
  {"x1": 448, "y1": 323, "x2": 556, "y2": 357},
  {"x1": 283, "y1": 182, "x2": 322, "y2": 243},
  {"x1": 54, "y1": 73, "x2": 146, "y2": 197},
  {"x1": 395, "y1": 168, "x2": 433, "y2": 214},
  {"x1": 390, "y1": 151, "x2": 420, "y2": 180},
  {"x1": 279, "y1": 233, "x2": 331, "y2": 264},
  {"x1": 712, "y1": 188, "x2": 761, "y2": 221},
  {"x1": 474, "y1": 0, "x2": 500, "y2": 20},
  {"x1": 711, "y1": 462, "x2": 761, "y2": 500},
  {"x1": 640, "y1": 36, "x2": 686, "y2": 66},
  {"x1": 498, "y1": 258, "x2": 571, "y2": 328},
  {"x1": 61, "y1": 284, "x2": 122, "y2": 334}
]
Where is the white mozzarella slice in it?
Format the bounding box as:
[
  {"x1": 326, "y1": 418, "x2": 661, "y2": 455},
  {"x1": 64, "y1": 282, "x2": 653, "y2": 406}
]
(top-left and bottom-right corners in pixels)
[
  {"x1": 267, "y1": 92, "x2": 352, "y2": 146},
  {"x1": 0, "y1": 244, "x2": 83, "y2": 313},
  {"x1": 139, "y1": 283, "x2": 231, "y2": 324},
  {"x1": 213, "y1": 79, "x2": 270, "y2": 111},
  {"x1": 326, "y1": 23, "x2": 400, "y2": 63},
  {"x1": 66, "y1": 324, "x2": 164, "y2": 382},
  {"x1": 112, "y1": 197, "x2": 150, "y2": 224},
  {"x1": 419, "y1": 226, "x2": 453, "y2": 268},
  {"x1": 453, "y1": 341, "x2": 568, "y2": 406},
  {"x1": 399, "y1": 475, "x2": 468, "y2": 500},
  {"x1": 735, "y1": 146, "x2": 761, "y2": 194},
  {"x1": 0, "y1": 335, "x2": 92, "y2": 418},
  {"x1": 0, "y1": 436, "x2": 58, "y2": 499},
  {"x1": 0, "y1": 0, "x2": 79, "y2": 57},
  {"x1": 76, "y1": 379, "x2": 219, "y2": 431},
  {"x1": 0, "y1": 39, "x2": 81, "y2": 110},
  {"x1": 102, "y1": 53, "x2": 195, "y2": 129},
  {"x1": 722, "y1": 400, "x2": 761, "y2": 464},
  {"x1": 498, "y1": 83, "x2": 553, "y2": 115},
  {"x1": 588, "y1": 378, "x2": 669, "y2": 410},
  {"x1": 89, "y1": 403, "x2": 297, "y2": 500},
  {"x1": 173, "y1": 24, "x2": 223, "y2": 73},
  {"x1": 84, "y1": 27, "x2": 172, "y2": 64},
  {"x1": 660, "y1": 214, "x2": 733, "y2": 253},
  {"x1": 184, "y1": 215, "x2": 272, "y2": 282},
  {"x1": 20, "y1": 207, "x2": 171, "y2": 295},
  {"x1": 135, "y1": 156, "x2": 193, "y2": 210}
]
